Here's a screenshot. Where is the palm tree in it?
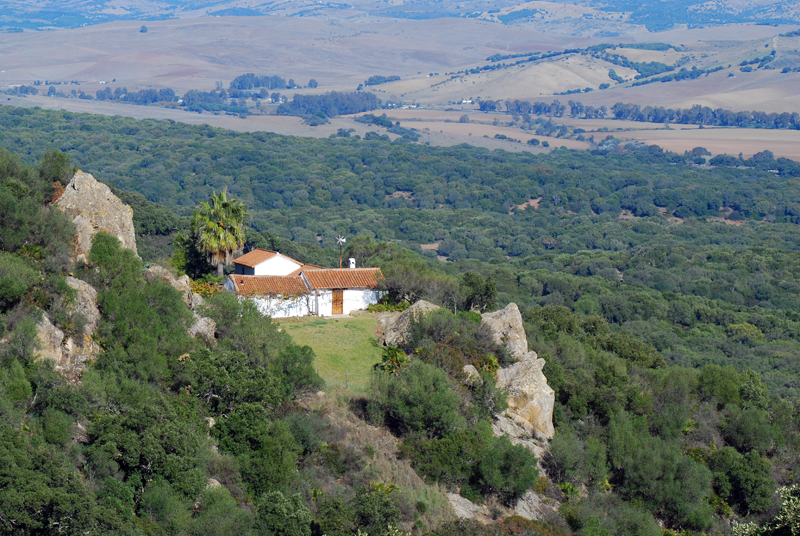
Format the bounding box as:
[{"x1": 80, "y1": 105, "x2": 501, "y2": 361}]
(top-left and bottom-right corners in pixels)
[{"x1": 191, "y1": 189, "x2": 248, "y2": 277}]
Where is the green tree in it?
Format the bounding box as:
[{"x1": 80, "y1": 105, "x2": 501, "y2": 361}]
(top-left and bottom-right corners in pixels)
[
  {"x1": 353, "y1": 484, "x2": 401, "y2": 536},
  {"x1": 191, "y1": 189, "x2": 248, "y2": 277},
  {"x1": 460, "y1": 271, "x2": 497, "y2": 313},
  {"x1": 255, "y1": 491, "x2": 312, "y2": 536}
]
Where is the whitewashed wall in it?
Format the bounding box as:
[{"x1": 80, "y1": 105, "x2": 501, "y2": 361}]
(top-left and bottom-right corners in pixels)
[
  {"x1": 343, "y1": 290, "x2": 384, "y2": 314},
  {"x1": 250, "y1": 295, "x2": 310, "y2": 318},
  {"x1": 254, "y1": 256, "x2": 302, "y2": 276},
  {"x1": 315, "y1": 291, "x2": 333, "y2": 316}
]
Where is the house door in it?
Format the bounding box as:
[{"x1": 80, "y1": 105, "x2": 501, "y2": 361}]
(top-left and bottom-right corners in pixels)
[{"x1": 332, "y1": 290, "x2": 343, "y2": 315}]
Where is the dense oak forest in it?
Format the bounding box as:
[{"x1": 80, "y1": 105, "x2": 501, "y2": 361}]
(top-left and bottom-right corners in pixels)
[{"x1": 2, "y1": 104, "x2": 800, "y2": 535}]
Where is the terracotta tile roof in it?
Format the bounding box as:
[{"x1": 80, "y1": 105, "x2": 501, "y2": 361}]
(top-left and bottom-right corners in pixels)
[
  {"x1": 228, "y1": 275, "x2": 309, "y2": 296},
  {"x1": 233, "y1": 249, "x2": 303, "y2": 269},
  {"x1": 286, "y1": 264, "x2": 326, "y2": 277},
  {"x1": 302, "y1": 268, "x2": 384, "y2": 290}
]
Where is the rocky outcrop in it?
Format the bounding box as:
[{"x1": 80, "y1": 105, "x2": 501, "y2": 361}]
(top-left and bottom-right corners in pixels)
[
  {"x1": 144, "y1": 266, "x2": 193, "y2": 307},
  {"x1": 380, "y1": 300, "x2": 440, "y2": 346},
  {"x1": 495, "y1": 350, "x2": 555, "y2": 440},
  {"x1": 36, "y1": 315, "x2": 65, "y2": 364},
  {"x1": 55, "y1": 171, "x2": 138, "y2": 259},
  {"x1": 514, "y1": 490, "x2": 557, "y2": 520},
  {"x1": 463, "y1": 364, "x2": 482, "y2": 386},
  {"x1": 446, "y1": 493, "x2": 491, "y2": 522},
  {"x1": 36, "y1": 311, "x2": 102, "y2": 384},
  {"x1": 481, "y1": 302, "x2": 528, "y2": 359},
  {"x1": 189, "y1": 314, "x2": 216, "y2": 344},
  {"x1": 66, "y1": 276, "x2": 100, "y2": 334},
  {"x1": 491, "y1": 414, "x2": 547, "y2": 460}
]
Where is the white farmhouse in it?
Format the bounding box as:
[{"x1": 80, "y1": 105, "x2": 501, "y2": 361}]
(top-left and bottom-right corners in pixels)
[{"x1": 224, "y1": 249, "x2": 384, "y2": 318}]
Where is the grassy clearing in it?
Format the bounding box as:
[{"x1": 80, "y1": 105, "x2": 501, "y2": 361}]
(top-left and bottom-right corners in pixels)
[{"x1": 278, "y1": 314, "x2": 383, "y2": 392}]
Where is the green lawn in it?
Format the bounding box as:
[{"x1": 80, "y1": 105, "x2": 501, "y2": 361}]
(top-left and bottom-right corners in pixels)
[{"x1": 278, "y1": 315, "x2": 383, "y2": 392}]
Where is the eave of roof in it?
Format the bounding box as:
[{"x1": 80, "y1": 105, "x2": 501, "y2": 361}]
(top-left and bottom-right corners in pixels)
[
  {"x1": 228, "y1": 274, "x2": 309, "y2": 296},
  {"x1": 302, "y1": 267, "x2": 383, "y2": 290}
]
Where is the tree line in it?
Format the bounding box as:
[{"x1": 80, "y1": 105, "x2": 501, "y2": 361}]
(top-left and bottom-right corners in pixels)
[
  {"x1": 481, "y1": 96, "x2": 800, "y2": 130},
  {"x1": 277, "y1": 91, "x2": 381, "y2": 118}
]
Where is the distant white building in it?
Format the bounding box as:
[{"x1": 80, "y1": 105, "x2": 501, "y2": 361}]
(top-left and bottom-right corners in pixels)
[{"x1": 224, "y1": 249, "x2": 384, "y2": 318}]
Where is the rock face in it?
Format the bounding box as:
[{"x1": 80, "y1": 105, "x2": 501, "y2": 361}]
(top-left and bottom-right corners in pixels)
[
  {"x1": 66, "y1": 276, "x2": 100, "y2": 334},
  {"x1": 514, "y1": 490, "x2": 556, "y2": 520},
  {"x1": 491, "y1": 414, "x2": 547, "y2": 460},
  {"x1": 189, "y1": 314, "x2": 216, "y2": 344},
  {"x1": 36, "y1": 278, "x2": 103, "y2": 385},
  {"x1": 55, "y1": 171, "x2": 138, "y2": 259},
  {"x1": 495, "y1": 350, "x2": 555, "y2": 440},
  {"x1": 481, "y1": 302, "x2": 528, "y2": 359},
  {"x1": 144, "y1": 266, "x2": 193, "y2": 307},
  {"x1": 446, "y1": 493, "x2": 491, "y2": 521},
  {"x1": 36, "y1": 315, "x2": 65, "y2": 364},
  {"x1": 380, "y1": 300, "x2": 440, "y2": 346}
]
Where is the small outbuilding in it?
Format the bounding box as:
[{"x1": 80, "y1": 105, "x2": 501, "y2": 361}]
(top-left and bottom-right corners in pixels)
[{"x1": 224, "y1": 249, "x2": 384, "y2": 318}]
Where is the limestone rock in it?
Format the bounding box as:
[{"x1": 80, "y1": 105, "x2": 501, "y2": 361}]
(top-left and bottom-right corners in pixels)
[
  {"x1": 71, "y1": 421, "x2": 89, "y2": 444},
  {"x1": 191, "y1": 293, "x2": 204, "y2": 310},
  {"x1": 481, "y1": 302, "x2": 528, "y2": 359},
  {"x1": 55, "y1": 171, "x2": 138, "y2": 258},
  {"x1": 206, "y1": 478, "x2": 222, "y2": 489},
  {"x1": 381, "y1": 300, "x2": 440, "y2": 346},
  {"x1": 36, "y1": 315, "x2": 64, "y2": 363},
  {"x1": 189, "y1": 314, "x2": 216, "y2": 344},
  {"x1": 144, "y1": 266, "x2": 193, "y2": 307},
  {"x1": 446, "y1": 493, "x2": 491, "y2": 521},
  {"x1": 463, "y1": 364, "x2": 483, "y2": 386},
  {"x1": 65, "y1": 276, "x2": 100, "y2": 335},
  {"x1": 492, "y1": 414, "x2": 547, "y2": 460},
  {"x1": 60, "y1": 334, "x2": 103, "y2": 384},
  {"x1": 514, "y1": 490, "x2": 553, "y2": 520},
  {"x1": 495, "y1": 351, "x2": 555, "y2": 440},
  {"x1": 36, "y1": 314, "x2": 101, "y2": 384}
]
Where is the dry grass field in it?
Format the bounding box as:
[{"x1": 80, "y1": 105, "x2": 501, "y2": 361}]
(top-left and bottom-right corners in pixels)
[{"x1": 1, "y1": 9, "x2": 798, "y2": 161}]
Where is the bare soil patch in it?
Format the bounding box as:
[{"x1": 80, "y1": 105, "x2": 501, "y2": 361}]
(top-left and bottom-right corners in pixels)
[
  {"x1": 511, "y1": 197, "x2": 542, "y2": 214},
  {"x1": 386, "y1": 191, "x2": 415, "y2": 201},
  {"x1": 708, "y1": 217, "x2": 747, "y2": 226}
]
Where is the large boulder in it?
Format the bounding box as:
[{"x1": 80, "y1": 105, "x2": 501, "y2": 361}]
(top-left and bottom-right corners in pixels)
[
  {"x1": 481, "y1": 302, "x2": 528, "y2": 359},
  {"x1": 36, "y1": 315, "x2": 65, "y2": 364},
  {"x1": 66, "y1": 276, "x2": 100, "y2": 334},
  {"x1": 446, "y1": 493, "x2": 491, "y2": 522},
  {"x1": 514, "y1": 490, "x2": 556, "y2": 520},
  {"x1": 55, "y1": 171, "x2": 138, "y2": 259},
  {"x1": 495, "y1": 350, "x2": 555, "y2": 440},
  {"x1": 189, "y1": 314, "x2": 216, "y2": 345},
  {"x1": 380, "y1": 300, "x2": 440, "y2": 346},
  {"x1": 144, "y1": 266, "x2": 193, "y2": 307}
]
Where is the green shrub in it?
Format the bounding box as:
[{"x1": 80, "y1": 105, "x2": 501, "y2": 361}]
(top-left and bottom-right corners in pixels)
[
  {"x1": 478, "y1": 435, "x2": 539, "y2": 505},
  {"x1": 708, "y1": 447, "x2": 775, "y2": 514},
  {"x1": 213, "y1": 404, "x2": 300, "y2": 495},
  {"x1": 255, "y1": 491, "x2": 312, "y2": 536},
  {"x1": 371, "y1": 360, "x2": 464, "y2": 438},
  {"x1": 191, "y1": 485, "x2": 253, "y2": 536},
  {"x1": 42, "y1": 408, "x2": 72, "y2": 445},
  {"x1": 354, "y1": 484, "x2": 402, "y2": 536}
]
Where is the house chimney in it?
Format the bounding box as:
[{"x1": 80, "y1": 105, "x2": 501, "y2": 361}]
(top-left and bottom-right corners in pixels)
[{"x1": 348, "y1": 257, "x2": 356, "y2": 269}]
